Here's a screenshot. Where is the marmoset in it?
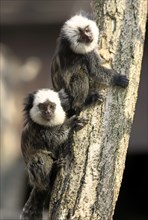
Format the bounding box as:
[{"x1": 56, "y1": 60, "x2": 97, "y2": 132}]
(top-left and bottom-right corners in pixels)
[
  {"x1": 20, "y1": 88, "x2": 87, "y2": 220},
  {"x1": 51, "y1": 12, "x2": 129, "y2": 114}
]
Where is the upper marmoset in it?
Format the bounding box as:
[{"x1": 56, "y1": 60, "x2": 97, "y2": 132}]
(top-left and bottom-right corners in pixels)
[
  {"x1": 51, "y1": 11, "x2": 129, "y2": 114},
  {"x1": 20, "y1": 88, "x2": 87, "y2": 220}
]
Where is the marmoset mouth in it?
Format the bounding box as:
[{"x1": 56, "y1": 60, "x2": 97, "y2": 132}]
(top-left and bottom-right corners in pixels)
[
  {"x1": 42, "y1": 113, "x2": 52, "y2": 121},
  {"x1": 78, "y1": 35, "x2": 93, "y2": 44}
]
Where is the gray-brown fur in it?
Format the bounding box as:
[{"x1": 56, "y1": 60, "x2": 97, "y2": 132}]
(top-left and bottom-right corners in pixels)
[{"x1": 20, "y1": 89, "x2": 87, "y2": 220}]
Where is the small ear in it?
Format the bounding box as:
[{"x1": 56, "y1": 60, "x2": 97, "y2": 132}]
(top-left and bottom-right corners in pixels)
[{"x1": 23, "y1": 91, "x2": 36, "y2": 112}]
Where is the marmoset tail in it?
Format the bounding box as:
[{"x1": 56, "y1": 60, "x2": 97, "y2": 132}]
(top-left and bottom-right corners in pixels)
[
  {"x1": 20, "y1": 88, "x2": 87, "y2": 220},
  {"x1": 51, "y1": 11, "x2": 129, "y2": 114},
  {"x1": 20, "y1": 188, "x2": 46, "y2": 220}
]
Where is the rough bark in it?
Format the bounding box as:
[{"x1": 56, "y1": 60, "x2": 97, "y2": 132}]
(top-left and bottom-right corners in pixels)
[{"x1": 48, "y1": 0, "x2": 147, "y2": 219}]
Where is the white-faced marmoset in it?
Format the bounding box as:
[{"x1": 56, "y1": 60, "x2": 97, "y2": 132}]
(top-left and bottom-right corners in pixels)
[
  {"x1": 51, "y1": 12, "x2": 129, "y2": 114},
  {"x1": 20, "y1": 88, "x2": 87, "y2": 220}
]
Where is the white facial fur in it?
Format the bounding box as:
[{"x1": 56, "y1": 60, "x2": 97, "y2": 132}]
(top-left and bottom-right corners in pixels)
[
  {"x1": 62, "y1": 14, "x2": 99, "y2": 54},
  {"x1": 30, "y1": 89, "x2": 66, "y2": 127}
]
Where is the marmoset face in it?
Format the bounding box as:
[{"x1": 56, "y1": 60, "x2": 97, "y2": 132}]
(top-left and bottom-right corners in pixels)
[
  {"x1": 61, "y1": 14, "x2": 99, "y2": 54},
  {"x1": 29, "y1": 89, "x2": 66, "y2": 127},
  {"x1": 38, "y1": 100, "x2": 56, "y2": 121},
  {"x1": 77, "y1": 25, "x2": 93, "y2": 43}
]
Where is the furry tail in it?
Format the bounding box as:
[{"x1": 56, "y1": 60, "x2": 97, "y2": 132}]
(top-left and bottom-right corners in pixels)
[{"x1": 20, "y1": 187, "x2": 46, "y2": 220}]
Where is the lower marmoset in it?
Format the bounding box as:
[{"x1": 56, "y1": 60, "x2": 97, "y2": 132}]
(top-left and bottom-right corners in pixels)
[{"x1": 20, "y1": 88, "x2": 87, "y2": 220}]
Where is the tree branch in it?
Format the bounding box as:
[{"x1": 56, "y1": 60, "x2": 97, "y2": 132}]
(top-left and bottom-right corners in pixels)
[{"x1": 48, "y1": 0, "x2": 147, "y2": 219}]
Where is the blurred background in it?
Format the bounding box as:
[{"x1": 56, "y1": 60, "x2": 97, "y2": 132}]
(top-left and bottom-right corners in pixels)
[{"x1": 0, "y1": 1, "x2": 147, "y2": 220}]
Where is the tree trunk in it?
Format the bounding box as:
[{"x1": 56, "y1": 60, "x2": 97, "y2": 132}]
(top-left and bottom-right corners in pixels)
[{"x1": 48, "y1": 0, "x2": 147, "y2": 219}]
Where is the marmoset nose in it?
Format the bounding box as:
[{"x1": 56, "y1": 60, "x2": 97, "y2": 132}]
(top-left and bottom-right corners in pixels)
[
  {"x1": 45, "y1": 107, "x2": 51, "y2": 114},
  {"x1": 88, "y1": 35, "x2": 93, "y2": 42},
  {"x1": 84, "y1": 35, "x2": 93, "y2": 43},
  {"x1": 43, "y1": 111, "x2": 51, "y2": 121}
]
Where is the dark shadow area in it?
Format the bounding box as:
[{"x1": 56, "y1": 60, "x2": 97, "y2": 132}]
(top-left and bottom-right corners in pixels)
[{"x1": 114, "y1": 153, "x2": 148, "y2": 220}]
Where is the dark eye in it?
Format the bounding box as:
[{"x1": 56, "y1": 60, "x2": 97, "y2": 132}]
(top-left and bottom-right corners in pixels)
[
  {"x1": 50, "y1": 103, "x2": 56, "y2": 110},
  {"x1": 38, "y1": 103, "x2": 44, "y2": 109},
  {"x1": 85, "y1": 26, "x2": 89, "y2": 32}
]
